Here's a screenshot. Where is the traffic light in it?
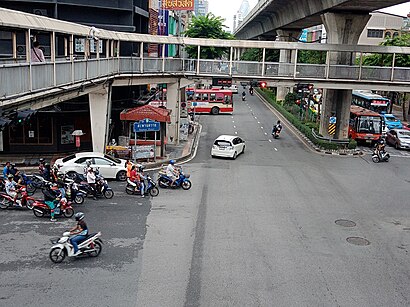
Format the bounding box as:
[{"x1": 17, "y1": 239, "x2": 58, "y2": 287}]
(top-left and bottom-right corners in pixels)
[
  {"x1": 180, "y1": 102, "x2": 188, "y2": 118},
  {"x1": 212, "y1": 77, "x2": 232, "y2": 87},
  {"x1": 15, "y1": 109, "x2": 36, "y2": 124},
  {"x1": 259, "y1": 81, "x2": 267, "y2": 88}
]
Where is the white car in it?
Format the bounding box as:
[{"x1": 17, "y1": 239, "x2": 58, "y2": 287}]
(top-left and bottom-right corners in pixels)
[
  {"x1": 211, "y1": 135, "x2": 245, "y2": 159},
  {"x1": 54, "y1": 152, "x2": 128, "y2": 181}
]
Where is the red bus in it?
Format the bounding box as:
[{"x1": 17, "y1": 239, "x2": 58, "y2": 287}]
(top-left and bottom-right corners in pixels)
[
  {"x1": 349, "y1": 105, "x2": 383, "y2": 143},
  {"x1": 187, "y1": 88, "x2": 233, "y2": 115}
]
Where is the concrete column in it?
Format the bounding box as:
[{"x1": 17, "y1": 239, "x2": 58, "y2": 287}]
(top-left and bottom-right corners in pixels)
[
  {"x1": 320, "y1": 13, "x2": 371, "y2": 139},
  {"x1": 89, "y1": 86, "x2": 112, "y2": 153},
  {"x1": 167, "y1": 82, "x2": 179, "y2": 145},
  {"x1": 276, "y1": 29, "x2": 301, "y2": 102}
]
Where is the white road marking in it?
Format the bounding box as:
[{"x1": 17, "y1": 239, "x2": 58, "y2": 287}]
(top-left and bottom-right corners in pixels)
[
  {"x1": 274, "y1": 148, "x2": 278, "y2": 151},
  {"x1": 233, "y1": 125, "x2": 236, "y2": 128},
  {"x1": 235, "y1": 131, "x2": 238, "y2": 135},
  {"x1": 254, "y1": 116, "x2": 257, "y2": 119},
  {"x1": 264, "y1": 132, "x2": 268, "y2": 135},
  {"x1": 257, "y1": 121, "x2": 260, "y2": 124},
  {"x1": 261, "y1": 127, "x2": 263, "y2": 129},
  {"x1": 232, "y1": 120, "x2": 235, "y2": 123},
  {"x1": 269, "y1": 139, "x2": 272, "y2": 143}
]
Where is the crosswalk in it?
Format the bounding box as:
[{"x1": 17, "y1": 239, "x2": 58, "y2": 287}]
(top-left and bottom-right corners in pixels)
[{"x1": 359, "y1": 146, "x2": 410, "y2": 158}]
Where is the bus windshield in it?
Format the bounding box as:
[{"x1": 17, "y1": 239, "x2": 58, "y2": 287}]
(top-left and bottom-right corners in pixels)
[{"x1": 357, "y1": 116, "x2": 382, "y2": 134}]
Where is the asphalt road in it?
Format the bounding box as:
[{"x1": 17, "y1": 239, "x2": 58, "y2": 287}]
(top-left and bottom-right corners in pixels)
[{"x1": 2, "y1": 92, "x2": 410, "y2": 306}]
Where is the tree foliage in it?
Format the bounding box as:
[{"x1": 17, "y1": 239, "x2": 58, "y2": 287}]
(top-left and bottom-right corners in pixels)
[
  {"x1": 297, "y1": 50, "x2": 326, "y2": 64},
  {"x1": 362, "y1": 33, "x2": 410, "y2": 67},
  {"x1": 184, "y1": 13, "x2": 233, "y2": 59},
  {"x1": 240, "y1": 48, "x2": 279, "y2": 62}
]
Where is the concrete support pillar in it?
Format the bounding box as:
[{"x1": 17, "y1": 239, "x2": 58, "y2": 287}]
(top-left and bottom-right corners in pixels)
[
  {"x1": 320, "y1": 13, "x2": 371, "y2": 139},
  {"x1": 167, "y1": 82, "x2": 180, "y2": 145},
  {"x1": 276, "y1": 29, "x2": 301, "y2": 102},
  {"x1": 89, "y1": 86, "x2": 112, "y2": 153}
]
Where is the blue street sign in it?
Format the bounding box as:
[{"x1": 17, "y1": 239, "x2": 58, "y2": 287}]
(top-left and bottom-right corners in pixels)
[
  {"x1": 329, "y1": 116, "x2": 337, "y2": 124},
  {"x1": 133, "y1": 118, "x2": 160, "y2": 132}
]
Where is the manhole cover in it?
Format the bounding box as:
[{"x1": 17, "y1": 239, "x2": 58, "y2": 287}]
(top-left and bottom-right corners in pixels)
[
  {"x1": 346, "y1": 237, "x2": 370, "y2": 246},
  {"x1": 335, "y1": 219, "x2": 356, "y2": 227}
]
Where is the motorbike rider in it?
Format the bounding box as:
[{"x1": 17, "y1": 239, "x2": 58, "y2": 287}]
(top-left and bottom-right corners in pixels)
[
  {"x1": 130, "y1": 165, "x2": 144, "y2": 197},
  {"x1": 166, "y1": 160, "x2": 179, "y2": 187},
  {"x1": 5, "y1": 174, "x2": 21, "y2": 207},
  {"x1": 3, "y1": 161, "x2": 10, "y2": 178},
  {"x1": 137, "y1": 165, "x2": 147, "y2": 197},
  {"x1": 86, "y1": 167, "x2": 98, "y2": 200},
  {"x1": 242, "y1": 91, "x2": 246, "y2": 101},
  {"x1": 69, "y1": 212, "x2": 88, "y2": 256},
  {"x1": 375, "y1": 138, "x2": 387, "y2": 158},
  {"x1": 38, "y1": 158, "x2": 45, "y2": 176},
  {"x1": 125, "y1": 159, "x2": 133, "y2": 179},
  {"x1": 249, "y1": 86, "x2": 254, "y2": 95},
  {"x1": 272, "y1": 120, "x2": 283, "y2": 135},
  {"x1": 43, "y1": 183, "x2": 62, "y2": 222}
]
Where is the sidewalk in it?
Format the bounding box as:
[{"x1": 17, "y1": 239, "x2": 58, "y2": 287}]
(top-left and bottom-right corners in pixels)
[{"x1": 0, "y1": 123, "x2": 201, "y2": 173}]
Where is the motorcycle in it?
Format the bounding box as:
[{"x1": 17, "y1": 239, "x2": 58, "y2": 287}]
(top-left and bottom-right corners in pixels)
[
  {"x1": 249, "y1": 88, "x2": 254, "y2": 96},
  {"x1": 372, "y1": 149, "x2": 390, "y2": 163},
  {"x1": 126, "y1": 175, "x2": 159, "y2": 197},
  {"x1": 64, "y1": 179, "x2": 86, "y2": 205},
  {"x1": 32, "y1": 198, "x2": 74, "y2": 218},
  {"x1": 49, "y1": 231, "x2": 103, "y2": 263},
  {"x1": 158, "y1": 168, "x2": 192, "y2": 190},
  {"x1": 242, "y1": 95, "x2": 246, "y2": 101},
  {"x1": 79, "y1": 174, "x2": 114, "y2": 199},
  {"x1": 0, "y1": 186, "x2": 34, "y2": 209},
  {"x1": 272, "y1": 127, "x2": 282, "y2": 139}
]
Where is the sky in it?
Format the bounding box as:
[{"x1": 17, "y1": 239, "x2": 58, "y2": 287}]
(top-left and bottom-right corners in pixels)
[{"x1": 207, "y1": 0, "x2": 410, "y2": 32}]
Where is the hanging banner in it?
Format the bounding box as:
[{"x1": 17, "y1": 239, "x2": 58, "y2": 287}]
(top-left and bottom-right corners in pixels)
[{"x1": 161, "y1": 0, "x2": 194, "y2": 11}]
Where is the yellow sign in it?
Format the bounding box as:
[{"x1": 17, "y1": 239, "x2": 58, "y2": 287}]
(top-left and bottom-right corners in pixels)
[
  {"x1": 328, "y1": 124, "x2": 336, "y2": 135},
  {"x1": 162, "y1": 0, "x2": 194, "y2": 10}
]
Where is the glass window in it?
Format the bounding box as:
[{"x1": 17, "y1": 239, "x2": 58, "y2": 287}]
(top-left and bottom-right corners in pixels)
[
  {"x1": 385, "y1": 31, "x2": 391, "y2": 38},
  {"x1": 195, "y1": 93, "x2": 201, "y2": 101},
  {"x1": 93, "y1": 158, "x2": 112, "y2": 166},
  {"x1": 358, "y1": 116, "x2": 381, "y2": 133},
  {"x1": 104, "y1": 155, "x2": 121, "y2": 164},
  {"x1": 75, "y1": 157, "x2": 89, "y2": 164},
  {"x1": 214, "y1": 140, "x2": 232, "y2": 146},
  {"x1": 38, "y1": 117, "x2": 52, "y2": 144},
  {"x1": 393, "y1": 32, "x2": 399, "y2": 38},
  {"x1": 367, "y1": 29, "x2": 383, "y2": 38},
  {"x1": 210, "y1": 93, "x2": 216, "y2": 101},
  {"x1": 224, "y1": 95, "x2": 232, "y2": 104},
  {"x1": 216, "y1": 93, "x2": 224, "y2": 101},
  {"x1": 62, "y1": 154, "x2": 76, "y2": 162},
  {"x1": 202, "y1": 93, "x2": 208, "y2": 101}
]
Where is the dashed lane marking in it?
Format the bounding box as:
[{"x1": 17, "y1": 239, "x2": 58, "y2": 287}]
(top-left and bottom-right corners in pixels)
[
  {"x1": 269, "y1": 139, "x2": 272, "y2": 143},
  {"x1": 274, "y1": 148, "x2": 278, "y2": 151},
  {"x1": 235, "y1": 131, "x2": 238, "y2": 135}
]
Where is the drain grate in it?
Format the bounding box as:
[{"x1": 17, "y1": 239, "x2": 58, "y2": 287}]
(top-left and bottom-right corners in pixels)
[
  {"x1": 335, "y1": 219, "x2": 356, "y2": 227},
  {"x1": 346, "y1": 237, "x2": 370, "y2": 246}
]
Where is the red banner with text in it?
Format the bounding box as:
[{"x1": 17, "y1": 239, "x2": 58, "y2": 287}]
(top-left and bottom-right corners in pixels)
[{"x1": 161, "y1": 0, "x2": 194, "y2": 11}]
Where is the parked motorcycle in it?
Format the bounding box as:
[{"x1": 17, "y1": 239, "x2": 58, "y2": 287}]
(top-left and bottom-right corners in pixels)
[
  {"x1": 49, "y1": 231, "x2": 103, "y2": 263},
  {"x1": 0, "y1": 186, "x2": 34, "y2": 209},
  {"x1": 126, "y1": 175, "x2": 159, "y2": 197},
  {"x1": 158, "y1": 168, "x2": 192, "y2": 190},
  {"x1": 372, "y1": 149, "x2": 390, "y2": 163},
  {"x1": 32, "y1": 198, "x2": 74, "y2": 218}
]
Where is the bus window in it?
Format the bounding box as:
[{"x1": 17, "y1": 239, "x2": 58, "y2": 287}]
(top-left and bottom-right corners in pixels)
[
  {"x1": 224, "y1": 95, "x2": 232, "y2": 104},
  {"x1": 216, "y1": 93, "x2": 224, "y2": 101},
  {"x1": 210, "y1": 93, "x2": 216, "y2": 101},
  {"x1": 358, "y1": 116, "x2": 381, "y2": 133},
  {"x1": 195, "y1": 93, "x2": 201, "y2": 101},
  {"x1": 202, "y1": 93, "x2": 208, "y2": 101}
]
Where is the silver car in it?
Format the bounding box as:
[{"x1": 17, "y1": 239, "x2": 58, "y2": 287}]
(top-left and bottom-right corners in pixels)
[{"x1": 386, "y1": 129, "x2": 410, "y2": 150}]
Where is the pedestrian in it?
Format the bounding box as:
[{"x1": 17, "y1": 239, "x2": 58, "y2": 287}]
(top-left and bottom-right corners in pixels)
[
  {"x1": 31, "y1": 41, "x2": 45, "y2": 63},
  {"x1": 3, "y1": 161, "x2": 10, "y2": 178}
]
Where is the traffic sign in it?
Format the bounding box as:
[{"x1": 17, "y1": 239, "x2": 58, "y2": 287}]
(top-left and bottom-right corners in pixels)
[
  {"x1": 329, "y1": 116, "x2": 336, "y2": 124},
  {"x1": 133, "y1": 118, "x2": 160, "y2": 132},
  {"x1": 192, "y1": 102, "x2": 198, "y2": 107}
]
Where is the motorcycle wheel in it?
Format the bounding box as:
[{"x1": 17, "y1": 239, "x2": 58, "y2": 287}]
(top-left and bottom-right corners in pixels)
[
  {"x1": 181, "y1": 180, "x2": 192, "y2": 190},
  {"x1": 88, "y1": 241, "x2": 102, "y2": 257},
  {"x1": 372, "y1": 156, "x2": 380, "y2": 163},
  {"x1": 33, "y1": 207, "x2": 45, "y2": 217},
  {"x1": 0, "y1": 196, "x2": 10, "y2": 209},
  {"x1": 25, "y1": 199, "x2": 35, "y2": 210},
  {"x1": 26, "y1": 184, "x2": 36, "y2": 195},
  {"x1": 104, "y1": 189, "x2": 114, "y2": 199},
  {"x1": 49, "y1": 247, "x2": 66, "y2": 263},
  {"x1": 74, "y1": 195, "x2": 84, "y2": 205},
  {"x1": 63, "y1": 208, "x2": 74, "y2": 218},
  {"x1": 125, "y1": 184, "x2": 135, "y2": 195},
  {"x1": 149, "y1": 187, "x2": 159, "y2": 197}
]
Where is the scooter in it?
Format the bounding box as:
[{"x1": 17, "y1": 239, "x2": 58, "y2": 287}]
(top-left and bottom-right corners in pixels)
[
  {"x1": 64, "y1": 179, "x2": 86, "y2": 204},
  {"x1": 32, "y1": 198, "x2": 74, "y2": 218},
  {"x1": 158, "y1": 168, "x2": 192, "y2": 190},
  {"x1": 126, "y1": 175, "x2": 159, "y2": 197},
  {"x1": 372, "y1": 149, "x2": 390, "y2": 163},
  {"x1": 0, "y1": 186, "x2": 36, "y2": 209},
  {"x1": 49, "y1": 231, "x2": 103, "y2": 263}
]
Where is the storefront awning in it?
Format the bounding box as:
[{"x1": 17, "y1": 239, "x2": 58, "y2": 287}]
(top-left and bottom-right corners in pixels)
[{"x1": 120, "y1": 105, "x2": 171, "y2": 123}]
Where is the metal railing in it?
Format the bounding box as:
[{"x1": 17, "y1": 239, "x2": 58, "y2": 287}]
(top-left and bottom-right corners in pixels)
[{"x1": 2, "y1": 56, "x2": 410, "y2": 101}]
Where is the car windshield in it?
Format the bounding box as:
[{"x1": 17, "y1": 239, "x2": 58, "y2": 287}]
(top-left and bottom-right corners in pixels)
[
  {"x1": 398, "y1": 131, "x2": 410, "y2": 137},
  {"x1": 214, "y1": 140, "x2": 232, "y2": 147},
  {"x1": 357, "y1": 116, "x2": 382, "y2": 134},
  {"x1": 104, "y1": 154, "x2": 121, "y2": 164},
  {"x1": 62, "y1": 154, "x2": 76, "y2": 162},
  {"x1": 385, "y1": 115, "x2": 399, "y2": 122}
]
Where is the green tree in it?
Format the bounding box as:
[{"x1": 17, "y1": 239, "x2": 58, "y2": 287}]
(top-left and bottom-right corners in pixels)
[
  {"x1": 362, "y1": 33, "x2": 410, "y2": 67},
  {"x1": 297, "y1": 50, "x2": 326, "y2": 64},
  {"x1": 240, "y1": 48, "x2": 279, "y2": 62},
  {"x1": 184, "y1": 13, "x2": 233, "y2": 59}
]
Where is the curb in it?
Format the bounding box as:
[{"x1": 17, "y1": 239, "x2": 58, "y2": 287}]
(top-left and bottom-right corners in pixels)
[{"x1": 255, "y1": 91, "x2": 363, "y2": 157}]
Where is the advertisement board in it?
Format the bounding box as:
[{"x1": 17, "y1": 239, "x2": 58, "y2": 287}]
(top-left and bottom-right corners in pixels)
[
  {"x1": 161, "y1": 0, "x2": 194, "y2": 10},
  {"x1": 132, "y1": 145, "x2": 155, "y2": 159}
]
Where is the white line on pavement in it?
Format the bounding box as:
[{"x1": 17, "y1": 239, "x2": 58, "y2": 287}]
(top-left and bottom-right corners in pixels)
[
  {"x1": 233, "y1": 125, "x2": 236, "y2": 128},
  {"x1": 235, "y1": 131, "x2": 238, "y2": 135},
  {"x1": 264, "y1": 132, "x2": 267, "y2": 135},
  {"x1": 269, "y1": 139, "x2": 272, "y2": 142},
  {"x1": 274, "y1": 148, "x2": 278, "y2": 151},
  {"x1": 261, "y1": 127, "x2": 263, "y2": 129}
]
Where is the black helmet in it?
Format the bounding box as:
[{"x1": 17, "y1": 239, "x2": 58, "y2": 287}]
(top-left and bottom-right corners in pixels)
[
  {"x1": 74, "y1": 212, "x2": 85, "y2": 221},
  {"x1": 39, "y1": 158, "x2": 45, "y2": 163},
  {"x1": 379, "y1": 139, "x2": 385, "y2": 145},
  {"x1": 138, "y1": 165, "x2": 145, "y2": 172}
]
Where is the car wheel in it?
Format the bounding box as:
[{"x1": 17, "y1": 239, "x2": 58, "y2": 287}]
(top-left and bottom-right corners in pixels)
[
  {"x1": 211, "y1": 107, "x2": 220, "y2": 115},
  {"x1": 116, "y1": 170, "x2": 127, "y2": 181},
  {"x1": 395, "y1": 142, "x2": 400, "y2": 150}
]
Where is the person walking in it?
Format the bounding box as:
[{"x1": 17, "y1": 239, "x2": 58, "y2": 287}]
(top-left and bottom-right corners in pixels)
[{"x1": 31, "y1": 41, "x2": 45, "y2": 63}]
